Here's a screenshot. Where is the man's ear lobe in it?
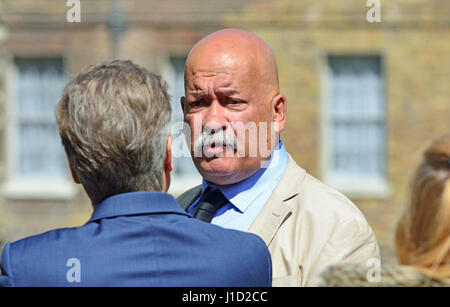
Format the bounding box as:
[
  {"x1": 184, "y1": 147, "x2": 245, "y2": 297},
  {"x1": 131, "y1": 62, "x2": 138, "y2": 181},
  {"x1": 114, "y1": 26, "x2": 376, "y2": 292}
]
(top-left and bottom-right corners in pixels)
[
  {"x1": 180, "y1": 96, "x2": 186, "y2": 114},
  {"x1": 164, "y1": 136, "x2": 173, "y2": 172},
  {"x1": 69, "y1": 165, "x2": 81, "y2": 184},
  {"x1": 272, "y1": 94, "x2": 287, "y2": 133}
]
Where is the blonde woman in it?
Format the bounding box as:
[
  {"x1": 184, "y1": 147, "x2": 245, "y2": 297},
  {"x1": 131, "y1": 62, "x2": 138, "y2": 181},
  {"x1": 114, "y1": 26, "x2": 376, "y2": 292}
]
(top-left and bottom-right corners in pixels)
[
  {"x1": 321, "y1": 133, "x2": 450, "y2": 286},
  {"x1": 395, "y1": 132, "x2": 450, "y2": 280}
]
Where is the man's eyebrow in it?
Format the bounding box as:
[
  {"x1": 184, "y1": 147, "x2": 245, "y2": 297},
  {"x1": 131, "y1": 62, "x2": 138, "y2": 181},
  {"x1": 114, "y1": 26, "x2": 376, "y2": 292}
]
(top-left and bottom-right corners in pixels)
[
  {"x1": 186, "y1": 92, "x2": 205, "y2": 99},
  {"x1": 217, "y1": 89, "x2": 239, "y2": 96}
]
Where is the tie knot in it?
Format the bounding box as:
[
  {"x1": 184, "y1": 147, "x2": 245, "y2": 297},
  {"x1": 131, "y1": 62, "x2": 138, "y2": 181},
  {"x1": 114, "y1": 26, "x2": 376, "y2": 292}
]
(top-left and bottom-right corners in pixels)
[{"x1": 193, "y1": 188, "x2": 228, "y2": 222}]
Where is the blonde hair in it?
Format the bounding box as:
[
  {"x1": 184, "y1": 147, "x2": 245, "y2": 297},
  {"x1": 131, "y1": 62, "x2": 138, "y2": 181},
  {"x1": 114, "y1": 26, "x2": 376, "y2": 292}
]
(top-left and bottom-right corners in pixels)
[
  {"x1": 396, "y1": 132, "x2": 450, "y2": 279},
  {"x1": 56, "y1": 60, "x2": 172, "y2": 206}
]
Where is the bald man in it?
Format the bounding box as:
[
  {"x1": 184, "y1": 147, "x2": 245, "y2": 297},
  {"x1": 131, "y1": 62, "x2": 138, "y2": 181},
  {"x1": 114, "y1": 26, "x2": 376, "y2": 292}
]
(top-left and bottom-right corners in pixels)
[{"x1": 177, "y1": 29, "x2": 380, "y2": 286}]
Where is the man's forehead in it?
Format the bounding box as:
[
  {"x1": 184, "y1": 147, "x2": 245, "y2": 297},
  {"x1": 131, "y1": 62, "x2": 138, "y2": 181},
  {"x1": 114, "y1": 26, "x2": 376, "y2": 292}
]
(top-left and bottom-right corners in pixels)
[
  {"x1": 185, "y1": 69, "x2": 254, "y2": 94},
  {"x1": 187, "y1": 86, "x2": 240, "y2": 96},
  {"x1": 187, "y1": 53, "x2": 250, "y2": 74},
  {"x1": 184, "y1": 30, "x2": 278, "y2": 94}
]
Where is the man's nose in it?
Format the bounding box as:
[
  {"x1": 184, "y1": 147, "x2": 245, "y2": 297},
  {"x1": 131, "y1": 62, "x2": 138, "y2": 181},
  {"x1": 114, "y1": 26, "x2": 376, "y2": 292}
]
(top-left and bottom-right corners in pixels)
[{"x1": 204, "y1": 101, "x2": 227, "y2": 133}]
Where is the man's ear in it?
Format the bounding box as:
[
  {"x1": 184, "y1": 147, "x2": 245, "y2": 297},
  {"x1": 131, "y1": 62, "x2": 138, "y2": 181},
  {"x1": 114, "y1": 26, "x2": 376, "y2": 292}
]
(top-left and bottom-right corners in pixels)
[
  {"x1": 271, "y1": 94, "x2": 287, "y2": 133},
  {"x1": 164, "y1": 135, "x2": 173, "y2": 173},
  {"x1": 162, "y1": 136, "x2": 173, "y2": 192},
  {"x1": 69, "y1": 164, "x2": 81, "y2": 184},
  {"x1": 180, "y1": 96, "x2": 186, "y2": 114}
]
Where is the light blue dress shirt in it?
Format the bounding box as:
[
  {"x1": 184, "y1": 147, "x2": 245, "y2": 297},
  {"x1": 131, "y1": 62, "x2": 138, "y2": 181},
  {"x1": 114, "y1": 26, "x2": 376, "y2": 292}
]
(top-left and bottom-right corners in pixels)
[{"x1": 187, "y1": 140, "x2": 289, "y2": 232}]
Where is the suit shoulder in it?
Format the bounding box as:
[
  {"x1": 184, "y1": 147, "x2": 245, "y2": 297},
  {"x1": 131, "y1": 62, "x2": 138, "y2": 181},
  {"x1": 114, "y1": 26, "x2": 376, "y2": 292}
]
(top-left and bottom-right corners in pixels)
[
  {"x1": 296, "y1": 173, "x2": 369, "y2": 223},
  {"x1": 223, "y1": 227, "x2": 268, "y2": 250},
  {"x1": 7, "y1": 225, "x2": 85, "y2": 256},
  {"x1": 208, "y1": 226, "x2": 272, "y2": 283},
  {"x1": 188, "y1": 217, "x2": 265, "y2": 246},
  {"x1": 189, "y1": 219, "x2": 269, "y2": 257}
]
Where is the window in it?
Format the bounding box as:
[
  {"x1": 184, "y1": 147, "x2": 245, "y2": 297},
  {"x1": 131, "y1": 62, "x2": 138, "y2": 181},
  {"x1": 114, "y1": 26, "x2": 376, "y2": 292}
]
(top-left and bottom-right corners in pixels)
[
  {"x1": 3, "y1": 58, "x2": 75, "y2": 199},
  {"x1": 323, "y1": 55, "x2": 390, "y2": 197},
  {"x1": 166, "y1": 56, "x2": 201, "y2": 194}
]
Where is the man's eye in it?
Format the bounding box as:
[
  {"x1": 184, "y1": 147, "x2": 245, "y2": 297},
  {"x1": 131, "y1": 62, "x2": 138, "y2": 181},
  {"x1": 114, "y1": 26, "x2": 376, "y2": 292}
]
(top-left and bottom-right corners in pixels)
[
  {"x1": 190, "y1": 100, "x2": 203, "y2": 107},
  {"x1": 228, "y1": 99, "x2": 241, "y2": 105}
]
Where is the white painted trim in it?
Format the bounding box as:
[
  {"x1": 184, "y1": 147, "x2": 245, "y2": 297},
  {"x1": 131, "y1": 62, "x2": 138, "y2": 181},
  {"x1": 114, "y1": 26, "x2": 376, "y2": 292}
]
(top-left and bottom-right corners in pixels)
[
  {"x1": 324, "y1": 176, "x2": 392, "y2": 199},
  {"x1": 2, "y1": 179, "x2": 78, "y2": 201},
  {"x1": 3, "y1": 56, "x2": 74, "y2": 200},
  {"x1": 5, "y1": 54, "x2": 17, "y2": 182},
  {"x1": 319, "y1": 54, "x2": 391, "y2": 199},
  {"x1": 318, "y1": 51, "x2": 331, "y2": 183}
]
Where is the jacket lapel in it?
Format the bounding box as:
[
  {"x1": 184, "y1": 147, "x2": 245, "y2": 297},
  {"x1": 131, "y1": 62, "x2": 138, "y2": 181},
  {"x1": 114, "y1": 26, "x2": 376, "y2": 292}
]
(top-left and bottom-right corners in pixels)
[{"x1": 248, "y1": 154, "x2": 307, "y2": 246}]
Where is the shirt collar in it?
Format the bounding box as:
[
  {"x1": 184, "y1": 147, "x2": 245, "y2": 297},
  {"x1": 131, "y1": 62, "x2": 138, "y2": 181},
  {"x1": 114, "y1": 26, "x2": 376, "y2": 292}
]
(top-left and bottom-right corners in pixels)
[
  {"x1": 202, "y1": 140, "x2": 289, "y2": 213},
  {"x1": 88, "y1": 191, "x2": 190, "y2": 223}
]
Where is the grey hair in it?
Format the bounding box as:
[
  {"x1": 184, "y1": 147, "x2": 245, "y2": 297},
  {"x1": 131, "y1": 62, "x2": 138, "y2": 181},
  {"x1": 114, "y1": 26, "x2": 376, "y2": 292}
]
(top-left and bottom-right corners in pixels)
[{"x1": 56, "y1": 60, "x2": 172, "y2": 205}]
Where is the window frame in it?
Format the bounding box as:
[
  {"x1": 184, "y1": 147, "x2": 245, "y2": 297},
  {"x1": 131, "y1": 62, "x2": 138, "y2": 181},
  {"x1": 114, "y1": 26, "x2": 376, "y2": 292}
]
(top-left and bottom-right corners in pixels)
[
  {"x1": 2, "y1": 56, "x2": 76, "y2": 201},
  {"x1": 320, "y1": 54, "x2": 391, "y2": 199}
]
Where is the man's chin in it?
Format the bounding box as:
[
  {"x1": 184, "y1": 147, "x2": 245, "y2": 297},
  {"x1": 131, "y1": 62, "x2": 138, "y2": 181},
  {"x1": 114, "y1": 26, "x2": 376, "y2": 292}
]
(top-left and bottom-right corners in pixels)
[
  {"x1": 199, "y1": 157, "x2": 235, "y2": 174},
  {"x1": 197, "y1": 158, "x2": 240, "y2": 184},
  {"x1": 195, "y1": 154, "x2": 263, "y2": 185}
]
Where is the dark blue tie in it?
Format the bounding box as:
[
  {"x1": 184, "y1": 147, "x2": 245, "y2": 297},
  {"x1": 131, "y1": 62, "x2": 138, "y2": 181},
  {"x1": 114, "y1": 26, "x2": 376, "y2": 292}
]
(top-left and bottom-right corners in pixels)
[{"x1": 193, "y1": 188, "x2": 229, "y2": 223}]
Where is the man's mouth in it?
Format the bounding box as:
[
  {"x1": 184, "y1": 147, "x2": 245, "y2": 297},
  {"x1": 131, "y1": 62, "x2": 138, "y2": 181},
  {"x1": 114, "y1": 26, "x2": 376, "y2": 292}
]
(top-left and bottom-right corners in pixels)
[
  {"x1": 204, "y1": 142, "x2": 236, "y2": 156},
  {"x1": 205, "y1": 142, "x2": 225, "y2": 156}
]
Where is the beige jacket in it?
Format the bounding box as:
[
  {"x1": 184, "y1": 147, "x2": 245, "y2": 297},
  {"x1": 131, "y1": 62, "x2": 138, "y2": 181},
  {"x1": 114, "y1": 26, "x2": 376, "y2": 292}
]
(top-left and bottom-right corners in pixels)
[{"x1": 177, "y1": 154, "x2": 380, "y2": 286}]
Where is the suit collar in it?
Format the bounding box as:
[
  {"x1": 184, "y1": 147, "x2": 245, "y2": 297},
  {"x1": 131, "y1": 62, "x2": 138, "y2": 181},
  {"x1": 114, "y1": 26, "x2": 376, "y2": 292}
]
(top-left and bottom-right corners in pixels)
[
  {"x1": 248, "y1": 154, "x2": 307, "y2": 245},
  {"x1": 88, "y1": 191, "x2": 190, "y2": 223}
]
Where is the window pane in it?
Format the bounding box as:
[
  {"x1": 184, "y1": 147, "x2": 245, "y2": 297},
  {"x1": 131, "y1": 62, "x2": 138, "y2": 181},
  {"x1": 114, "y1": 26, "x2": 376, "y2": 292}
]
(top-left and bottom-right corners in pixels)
[
  {"x1": 328, "y1": 56, "x2": 385, "y2": 180},
  {"x1": 18, "y1": 123, "x2": 67, "y2": 178}
]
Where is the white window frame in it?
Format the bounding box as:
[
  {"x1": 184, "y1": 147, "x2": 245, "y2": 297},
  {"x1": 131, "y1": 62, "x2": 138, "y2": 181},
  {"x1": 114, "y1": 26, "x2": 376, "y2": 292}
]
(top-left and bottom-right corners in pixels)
[
  {"x1": 1, "y1": 56, "x2": 77, "y2": 200},
  {"x1": 320, "y1": 54, "x2": 391, "y2": 199}
]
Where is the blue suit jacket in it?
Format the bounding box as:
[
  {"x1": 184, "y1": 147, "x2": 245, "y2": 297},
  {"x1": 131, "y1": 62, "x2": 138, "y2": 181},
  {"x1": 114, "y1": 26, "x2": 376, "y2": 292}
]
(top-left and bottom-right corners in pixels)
[{"x1": 0, "y1": 192, "x2": 272, "y2": 287}]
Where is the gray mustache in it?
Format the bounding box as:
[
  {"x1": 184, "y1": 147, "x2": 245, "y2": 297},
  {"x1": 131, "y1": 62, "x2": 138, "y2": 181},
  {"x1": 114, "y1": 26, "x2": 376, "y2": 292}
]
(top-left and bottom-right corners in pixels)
[{"x1": 194, "y1": 130, "x2": 238, "y2": 153}]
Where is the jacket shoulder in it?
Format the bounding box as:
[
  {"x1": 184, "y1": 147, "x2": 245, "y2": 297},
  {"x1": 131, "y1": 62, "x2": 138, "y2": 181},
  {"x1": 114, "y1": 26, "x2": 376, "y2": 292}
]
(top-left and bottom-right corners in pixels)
[
  {"x1": 0, "y1": 226, "x2": 84, "y2": 286},
  {"x1": 183, "y1": 219, "x2": 272, "y2": 286},
  {"x1": 213, "y1": 227, "x2": 272, "y2": 285},
  {"x1": 296, "y1": 172, "x2": 369, "y2": 223},
  {"x1": 282, "y1": 156, "x2": 362, "y2": 220}
]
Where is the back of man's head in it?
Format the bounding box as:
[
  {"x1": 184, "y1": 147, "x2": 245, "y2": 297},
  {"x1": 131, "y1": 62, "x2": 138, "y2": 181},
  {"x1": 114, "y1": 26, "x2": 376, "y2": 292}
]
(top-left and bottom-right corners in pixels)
[{"x1": 56, "y1": 60, "x2": 172, "y2": 206}]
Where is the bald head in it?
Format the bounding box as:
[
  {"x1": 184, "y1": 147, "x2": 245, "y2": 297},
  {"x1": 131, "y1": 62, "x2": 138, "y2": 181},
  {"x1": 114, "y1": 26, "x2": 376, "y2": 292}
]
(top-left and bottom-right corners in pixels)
[
  {"x1": 182, "y1": 29, "x2": 287, "y2": 185},
  {"x1": 185, "y1": 29, "x2": 279, "y2": 95}
]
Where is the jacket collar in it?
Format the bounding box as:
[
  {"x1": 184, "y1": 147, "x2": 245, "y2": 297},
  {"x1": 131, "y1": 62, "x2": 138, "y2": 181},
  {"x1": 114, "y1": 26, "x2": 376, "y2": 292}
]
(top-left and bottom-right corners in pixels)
[
  {"x1": 88, "y1": 191, "x2": 191, "y2": 223},
  {"x1": 247, "y1": 154, "x2": 307, "y2": 246}
]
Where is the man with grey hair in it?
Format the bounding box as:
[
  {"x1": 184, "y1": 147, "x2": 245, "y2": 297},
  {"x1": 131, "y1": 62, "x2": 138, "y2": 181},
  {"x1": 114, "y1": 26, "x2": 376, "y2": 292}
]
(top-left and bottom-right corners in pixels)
[{"x1": 0, "y1": 60, "x2": 272, "y2": 287}]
